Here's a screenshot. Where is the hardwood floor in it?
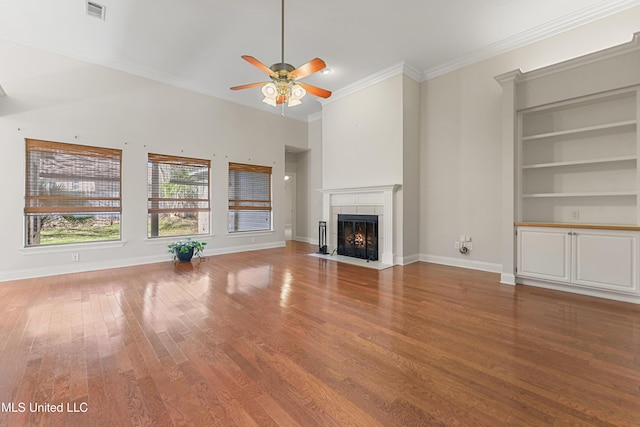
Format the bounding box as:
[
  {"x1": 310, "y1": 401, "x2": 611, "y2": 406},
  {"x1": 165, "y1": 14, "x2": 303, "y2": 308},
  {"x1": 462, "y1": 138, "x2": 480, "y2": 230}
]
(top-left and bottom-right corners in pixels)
[{"x1": 1, "y1": 241, "x2": 639, "y2": 426}]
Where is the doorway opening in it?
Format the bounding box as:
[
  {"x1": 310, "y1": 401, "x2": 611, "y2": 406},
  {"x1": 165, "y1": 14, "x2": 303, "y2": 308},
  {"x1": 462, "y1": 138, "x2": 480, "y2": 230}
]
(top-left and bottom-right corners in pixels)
[{"x1": 284, "y1": 172, "x2": 296, "y2": 241}]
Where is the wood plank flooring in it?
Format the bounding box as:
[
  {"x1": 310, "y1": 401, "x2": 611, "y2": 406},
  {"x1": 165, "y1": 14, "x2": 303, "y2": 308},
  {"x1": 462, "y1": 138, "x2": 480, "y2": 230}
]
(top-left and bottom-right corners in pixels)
[{"x1": 1, "y1": 241, "x2": 639, "y2": 426}]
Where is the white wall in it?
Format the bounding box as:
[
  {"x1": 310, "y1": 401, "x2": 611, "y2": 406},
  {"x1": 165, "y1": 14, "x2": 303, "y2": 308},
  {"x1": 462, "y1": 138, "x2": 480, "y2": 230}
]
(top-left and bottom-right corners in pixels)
[
  {"x1": 419, "y1": 5, "x2": 640, "y2": 272},
  {"x1": 322, "y1": 74, "x2": 403, "y2": 189},
  {"x1": 293, "y1": 118, "x2": 323, "y2": 244},
  {"x1": 285, "y1": 152, "x2": 298, "y2": 173},
  {"x1": 321, "y1": 72, "x2": 422, "y2": 263},
  {"x1": 401, "y1": 75, "x2": 421, "y2": 263},
  {"x1": 0, "y1": 39, "x2": 308, "y2": 281}
]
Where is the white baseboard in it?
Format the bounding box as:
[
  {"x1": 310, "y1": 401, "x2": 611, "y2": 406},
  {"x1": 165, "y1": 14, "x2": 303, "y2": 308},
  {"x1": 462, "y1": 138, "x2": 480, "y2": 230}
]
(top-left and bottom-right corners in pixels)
[
  {"x1": 0, "y1": 253, "x2": 168, "y2": 282},
  {"x1": 500, "y1": 273, "x2": 516, "y2": 285},
  {"x1": 398, "y1": 253, "x2": 420, "y2": 265},
  {"x1": 420, "y1": 254, "x2": 502, "y2": 274},
  {"x1": 0, "y1": 242, "x2": 286, "y2": 282},
  {"x1": 2, "y1": 244, "x2": 506, "y2": 282},
  {"x1": 294, "y1": 236, "x2": 319, "y2": 245},
  {"x1": 518, "y1": 277, "x2": 640, "y2": 304},
  {"x1": 207, "y1": 241, "x2": 285, "y2": 256}
]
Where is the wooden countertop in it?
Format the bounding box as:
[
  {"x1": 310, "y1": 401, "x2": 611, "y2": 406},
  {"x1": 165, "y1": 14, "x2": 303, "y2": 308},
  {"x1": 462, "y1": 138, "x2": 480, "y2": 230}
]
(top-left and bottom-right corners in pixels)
[{"x1": 514, "y1": 222, "x2": 640, "y2": 231}]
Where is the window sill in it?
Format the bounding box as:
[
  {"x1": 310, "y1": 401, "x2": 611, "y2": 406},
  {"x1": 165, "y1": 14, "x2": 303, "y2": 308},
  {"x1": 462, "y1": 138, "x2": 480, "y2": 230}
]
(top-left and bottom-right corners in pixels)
[{"x1": 20, "y1": 240, "x2": 126, "y2": 255}]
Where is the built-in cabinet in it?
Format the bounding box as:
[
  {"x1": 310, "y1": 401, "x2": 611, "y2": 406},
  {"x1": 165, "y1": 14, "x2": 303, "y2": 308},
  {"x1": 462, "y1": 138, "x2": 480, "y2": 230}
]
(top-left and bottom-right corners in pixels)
[
  {"x1": 517, "y1": 226, "x2": 639, "y2": 294},
  {"x1": 497, "y1": 32, "x2": 640, "y2": 303}
]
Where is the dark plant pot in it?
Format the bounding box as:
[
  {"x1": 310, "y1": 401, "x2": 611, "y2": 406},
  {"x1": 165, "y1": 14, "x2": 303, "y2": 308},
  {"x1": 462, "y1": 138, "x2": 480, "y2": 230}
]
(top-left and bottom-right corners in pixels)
[{"x1": 176, "y1": 247, "x2": 194, "y2": 262}]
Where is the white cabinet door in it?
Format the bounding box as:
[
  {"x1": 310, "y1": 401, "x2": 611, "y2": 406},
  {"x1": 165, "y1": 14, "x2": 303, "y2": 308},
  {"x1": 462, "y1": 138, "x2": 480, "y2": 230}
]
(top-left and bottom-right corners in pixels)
[
  {"x1": 572, "y1": 230, "x2": 639, "y2": 293},
  {"x1": 517, "y1": 227, "x2": 571, "y2": 282}
]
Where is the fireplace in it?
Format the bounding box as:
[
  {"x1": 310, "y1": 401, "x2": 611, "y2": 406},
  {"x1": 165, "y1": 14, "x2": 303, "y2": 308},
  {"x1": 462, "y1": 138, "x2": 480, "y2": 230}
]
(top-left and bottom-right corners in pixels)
[
  {"x1": 337, "y1": 214, "x2": 378, "y2": 261},
  {"x1": 321, "y1": 185, "x2": 398, "y2": 266}
]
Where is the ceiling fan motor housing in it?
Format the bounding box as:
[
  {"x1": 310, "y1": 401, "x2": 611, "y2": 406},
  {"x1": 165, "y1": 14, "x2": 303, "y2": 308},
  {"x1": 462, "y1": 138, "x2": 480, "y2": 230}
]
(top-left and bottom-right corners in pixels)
[{"x1": 270, "y1": 62, "x2": 295, "y2": 77}]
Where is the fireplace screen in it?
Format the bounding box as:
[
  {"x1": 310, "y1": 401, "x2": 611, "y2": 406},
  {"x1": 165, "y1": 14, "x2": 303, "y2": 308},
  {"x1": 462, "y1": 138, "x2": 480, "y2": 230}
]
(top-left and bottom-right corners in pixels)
[{"x1": 337, "y1": 214, "x2": 378, "y2": 261}]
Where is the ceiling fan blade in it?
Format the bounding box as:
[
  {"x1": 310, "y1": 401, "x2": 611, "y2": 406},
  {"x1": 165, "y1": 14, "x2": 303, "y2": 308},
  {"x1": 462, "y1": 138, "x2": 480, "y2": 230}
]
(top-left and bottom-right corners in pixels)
[
  {"x1": 242, "y1": 55, "x2": 276, "y2": 76},
  {"x1": 230, "y1": 82, "x2": 269, "y2": 90},
  {"x1": 297, "y1": 82, "x2": 332, "y2": 99},
  {"x1": 289, "y1": 58, "x2": 326, "y2": 80}
]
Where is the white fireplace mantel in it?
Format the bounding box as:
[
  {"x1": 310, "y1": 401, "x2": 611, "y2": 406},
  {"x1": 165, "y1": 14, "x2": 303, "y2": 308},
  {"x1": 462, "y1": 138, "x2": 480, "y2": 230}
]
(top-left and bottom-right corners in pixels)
[{"x1": 320, "y1": 185, "x2": 400, "y2": 266}]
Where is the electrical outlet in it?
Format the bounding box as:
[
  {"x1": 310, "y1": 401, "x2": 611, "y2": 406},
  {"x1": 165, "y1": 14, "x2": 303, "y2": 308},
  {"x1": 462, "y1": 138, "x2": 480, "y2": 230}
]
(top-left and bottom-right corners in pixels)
[
  {"x1": 454, "y1": 242, "x2": 461, "y2": 249},
  {"x1": 570, "y1": 209, "x2": 580, "y2": 220},
  {"x1": 71, "y1": 253, "x2": 79, "y2": 262}
]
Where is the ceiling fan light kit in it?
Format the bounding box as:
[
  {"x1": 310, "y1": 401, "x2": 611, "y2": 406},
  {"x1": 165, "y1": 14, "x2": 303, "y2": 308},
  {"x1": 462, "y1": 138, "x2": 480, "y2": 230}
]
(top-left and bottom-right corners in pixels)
[{"x1": 230, "y1": 0, "x2": 331, "y2": 108}]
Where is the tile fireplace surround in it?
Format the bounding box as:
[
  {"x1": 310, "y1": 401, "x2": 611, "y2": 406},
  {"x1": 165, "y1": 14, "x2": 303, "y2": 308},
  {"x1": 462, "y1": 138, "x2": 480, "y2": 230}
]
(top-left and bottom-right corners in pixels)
[{"x1": 320, "y1": 185, "x2": 400, "y2": 266}]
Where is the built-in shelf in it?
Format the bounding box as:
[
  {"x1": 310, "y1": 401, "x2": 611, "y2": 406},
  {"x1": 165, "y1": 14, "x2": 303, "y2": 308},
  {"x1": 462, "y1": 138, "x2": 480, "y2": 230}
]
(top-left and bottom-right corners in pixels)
[
  {"x1": 497, "y1": 32, "x2": 640, "y2": 301},
  {"x1": 522, "y1": 120, "x2": 636, "y2": 141},
  {"x1": 522, "y1": 191, "x2": 637, "y2": 198},
  {"x1": 522, "y1": 156, "x2": 637, "y2": 169},
  {"x1": 519, "y1": 86, "x2": 638, "y2": 226}
]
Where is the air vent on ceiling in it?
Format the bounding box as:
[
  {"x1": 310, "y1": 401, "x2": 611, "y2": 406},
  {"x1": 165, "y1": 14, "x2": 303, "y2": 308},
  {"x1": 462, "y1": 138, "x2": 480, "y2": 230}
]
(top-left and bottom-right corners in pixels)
[{"x1": 86, "y1": 1, "x2": 106, "y2": 20}]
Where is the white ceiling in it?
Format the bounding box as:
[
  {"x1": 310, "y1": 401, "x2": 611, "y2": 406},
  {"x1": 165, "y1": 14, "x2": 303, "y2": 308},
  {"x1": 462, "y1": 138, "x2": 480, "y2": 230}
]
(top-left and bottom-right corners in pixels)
[{"x1": 1, "y1": 0, "x2": 639, "y2": 121}]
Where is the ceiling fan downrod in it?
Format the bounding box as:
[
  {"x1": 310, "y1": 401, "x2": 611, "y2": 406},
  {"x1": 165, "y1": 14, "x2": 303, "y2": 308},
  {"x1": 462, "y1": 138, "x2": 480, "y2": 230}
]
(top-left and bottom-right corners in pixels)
[
  {"x1": 229, "y1": 0, "x2": 332, "y2": 106},
  {"x1": 281, "y1": 0, "x2": 285, "y2": 64}
]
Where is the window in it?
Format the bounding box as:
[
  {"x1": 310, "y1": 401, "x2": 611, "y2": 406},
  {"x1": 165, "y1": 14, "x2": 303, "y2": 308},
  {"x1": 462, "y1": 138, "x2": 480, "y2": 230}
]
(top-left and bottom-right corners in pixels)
[
  {"x1": 228, "y1": 162, "x2": 272, "y2": 232},
  {"x1": 25, "y1": 139, "x2": 122, "y2": 246},
  {"x1": 147, "y1": 153, "x2": 210, "y2": 238}
]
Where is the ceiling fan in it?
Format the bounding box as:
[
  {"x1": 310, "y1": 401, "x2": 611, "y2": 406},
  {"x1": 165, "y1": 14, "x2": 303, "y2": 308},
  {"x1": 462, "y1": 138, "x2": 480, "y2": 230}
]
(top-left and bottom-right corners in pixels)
[{"x1": 230, "y1": 0, "x2": 331, "y2": 108}]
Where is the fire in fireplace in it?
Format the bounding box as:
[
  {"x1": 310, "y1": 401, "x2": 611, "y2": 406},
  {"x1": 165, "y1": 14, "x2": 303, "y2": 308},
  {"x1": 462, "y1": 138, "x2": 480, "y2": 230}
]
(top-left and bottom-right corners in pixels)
[{"x1": 337, "y1": 214, "x2": 378, "y2": 261}]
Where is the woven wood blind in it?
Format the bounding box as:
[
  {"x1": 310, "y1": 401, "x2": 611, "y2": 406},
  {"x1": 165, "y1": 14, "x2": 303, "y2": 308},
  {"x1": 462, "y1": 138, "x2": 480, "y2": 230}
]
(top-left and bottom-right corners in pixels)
[
  {"x1": 228, "y1": 162, "x2": 272, "y2": 232},
  {"x1": 228, "y1": 162, "x2": 272, "y2": 174},
  {"x1": 147, "y1": 153, "x2": 210, "y2": 214},
  {"x1": 228, "y1": 162, "x2": 272, "y2": 211},
  {"x1": 25, "y1": 139, "x2": 122, "y2": 215}
]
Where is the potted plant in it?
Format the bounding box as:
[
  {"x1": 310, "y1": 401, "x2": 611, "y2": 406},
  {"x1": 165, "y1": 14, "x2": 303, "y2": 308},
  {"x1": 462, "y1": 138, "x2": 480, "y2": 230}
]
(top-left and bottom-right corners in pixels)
[{"x1": 168, "y1": 237, "x2": 207, "y2": 262}]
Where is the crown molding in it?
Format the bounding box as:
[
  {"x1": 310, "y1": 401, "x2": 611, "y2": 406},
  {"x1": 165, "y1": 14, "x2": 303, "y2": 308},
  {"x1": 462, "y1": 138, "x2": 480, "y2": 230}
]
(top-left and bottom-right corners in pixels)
[
  {"x1": 320, "y1": 61, "x2": 420, "y2": 106},
  {"x1": 494, "y1": 69, "x2": 524, "y2": 86},
  {"x1": 423, "y1": 0, "x2": 640, "y2": 80},
  {"x1": 518, "y1": 31, "x2": 640, "y2": 81},
  {"x1": 307, "y1": 111, "x2": 322, "y2": 122},
  {"x1": 402, "y1": 62, "x2": 422, "y2": 82}
]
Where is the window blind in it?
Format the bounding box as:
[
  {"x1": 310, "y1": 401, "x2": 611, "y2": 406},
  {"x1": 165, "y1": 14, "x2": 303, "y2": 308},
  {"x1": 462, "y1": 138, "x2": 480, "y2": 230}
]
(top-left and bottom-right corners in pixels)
[
  {"x1": 147, "y1": 153, "x2": 210, "y2": 215},
  {"x1": 25, "y1": 139, "x2": 122, "y2": 215},
  {"x1": 228, "y1": 162, "x2": 272, "y2": 232}
]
